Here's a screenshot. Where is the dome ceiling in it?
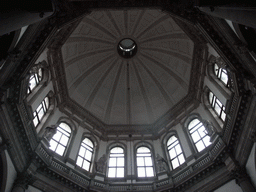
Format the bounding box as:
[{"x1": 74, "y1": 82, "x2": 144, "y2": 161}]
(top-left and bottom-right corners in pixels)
[{"x1": 61, "y1": 9, "x2": 194, "y2": 126}]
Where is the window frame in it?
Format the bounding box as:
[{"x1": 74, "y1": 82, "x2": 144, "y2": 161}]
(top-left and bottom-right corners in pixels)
[
  {"x1": 27, "y1": 67, "x2": 43, "y2": 94},
  {"x1": 166, "y1": 135, "x2": 186, "y2": 170},
  {"x1": 107, "y1": 146, "x2": 125, "y2": 178},
  {"x1": 106, "y1": 142, "x2": 127, "y2": 180},
  {"x1": 134, "y1": 143, "x2": 155, "y2": 179},
  {"x1": 49, "y1": 122, "x2": 72, "y2": 157},
  {"x1": 208, "y1": 91, "x2": 226, "y2": 122},
  {"x1": 76, "y1": 137, "x2": 94, "y2": 172},
  {"x1": 33, "y1": 96, "x2": 49, "y2": 127},
  {"x1": 187, "y1": 117, "x2": 212, "y2": 153}
]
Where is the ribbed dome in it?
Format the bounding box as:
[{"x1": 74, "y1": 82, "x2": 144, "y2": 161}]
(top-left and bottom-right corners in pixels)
[{"x1": 61, "y1": 9, "x2": 194, "y2": 125}]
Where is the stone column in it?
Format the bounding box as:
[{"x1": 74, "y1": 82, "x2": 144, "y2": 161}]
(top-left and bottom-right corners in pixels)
[
  {"x1": 233, "y1": 168, "x2": 256, "y2": 192},
  {"x1": 11, "y1": 173, "x2": 34, "y2": 192}
]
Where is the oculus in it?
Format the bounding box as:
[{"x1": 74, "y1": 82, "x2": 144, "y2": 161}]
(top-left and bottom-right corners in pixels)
[{"x1": 117, "y1": 38, "x2": 137, "y2": 58}]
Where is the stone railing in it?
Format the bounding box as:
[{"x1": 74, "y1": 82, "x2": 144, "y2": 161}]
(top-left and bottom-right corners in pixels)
[{"x1": 35, "y1": 142, "x2": 223, "y2": 191}]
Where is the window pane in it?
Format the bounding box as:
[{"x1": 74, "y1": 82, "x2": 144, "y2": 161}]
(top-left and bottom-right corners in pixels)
[
  {"x1": 33, "y1": 117, "x2": 39, "y2": 127},
  {"x1": 37, "y1": 108, "x2": 44, "y2": 120},
  {"x1": 214, "y1": 104, "x2": 221, "y2": 115},
  {"x1": 29, "y1": 78, "x2": 37, "y2": 90},
  {"x1": 83, "y1": 160, "x2": 90, "y2": 171},
  {"x1": 145, "y1": 157, "x2": 153, "y2": 166},
  {"x1": 198, "y1": 127, "x2": 206, "y2": 138},
  {"x1": 221, "y1": 112, "x2": 226, "y2": 121},
  {"x1": 178, "y1": 154, "x2": 185, "y2": 164},
  {"x1": 111, "y1": 147, "x2": 123, "y2": 153},
  {"x1": 116, "y1": 168, "x2": 124, "y2": 177},
  {"x1": 167, "y1": 136, "x2": 177, "y2": 146},
  {"x1": 117, "y1": 158, "x2": 124, "y2": 166},
  {"x1": 214, "y1": 64, "x2": 219, "y2": 76},
  {"x1": 83, "y1": 138, "x2": 93, "y2": 148},
  {"x1": 146, "y1": 167, "x2": 154, "y2": 177},
  {"x1": 169, "y1": 148, "x2": 176, "y2": 159},
  {"x1": 49, "y1": 140, "x2": 58, "y2": 151},
  {"x1": 52, "y1": 131, "x2": 62, "y2": 142},
  {"x1": 172, "y1": 158, "x2": 179, "y2": 169},
  {"x1": 195, "y1": 140, "x2": 205, "y2": 152},
  {"x1": 203, "y1": 136, "x2": 211, "y2": 147},
  {"x1": 191, "y1": 132, "x2": 200, "y2": 143},
  {"x1": 76, "y1": 156, "x2": 83, "y2": 167},
  {"x1": 137, "y1": 147, "x2": 150, "y2": 153},
  {"x1": 138, "y1": 167, "x2": 145, "y2": 177},
  {"x1": 56, "y1": 145, "x2": 65, "y2": 156},
  {"x1": 60, "y1": 135, "x2": 69, "y2": 146},
  {"x1": 59, "y1": 123, "x2": 71, "y2": 133},
  {"x1": 137, "y1": 157, "x2": 144, "y2": 166},
  {"x1": 108, "y1": 168, "x2": 116, "y2": 177},
  {"x1": 45, "y1": 97, "x2": 49, "y2": 109},
  {"x1": 79, "y1": 146, "x2": 86, "y2": 157},
  {"x1": 85, "y1": 151, "x2": 92, "y2": 161},
  {"x1": 109, "y1": 158, "x2": 116, "y2": 167},
  {"x1": 175, "y1": 145, "x2": 182, "y2": 155},
  {"x1": 188, "y1": 119, "x2": 200, "y2": 130}
]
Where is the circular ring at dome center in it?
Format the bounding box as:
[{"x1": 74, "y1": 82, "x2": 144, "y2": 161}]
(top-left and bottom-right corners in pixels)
[{"x1": 118, "y1": 38, "x2": 137, "y2": 59}]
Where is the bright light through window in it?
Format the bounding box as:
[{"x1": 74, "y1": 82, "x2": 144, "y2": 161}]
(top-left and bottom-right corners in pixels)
[
  {"x1": 167, "y1": 136, "x2": 185, "y2": 169},
  {"x1": 76, "y1": 138, "x2": 94, "y2": 172},
  {"x1": 108, "y1": 147, "x2": 125, "y2": 178},
  {"x1": 214, "y1": 63, "x2": 229, "y2": 86},
  {"x1": 136, "y1": 147, "x2": 154, "y2": 177},
  {"x1": 49, "y1": 122, "x2": 71, "y2": 156},
  {"x1": 33, "y1": 96, "x2": 49, "y2": 127},
  {"x1": 188, "y1": 119, "x2": 211, "y2": 152},
  {"x1": 27, "y1": 68, "x2": 42, "y2": 94},
  {"x1": 209, "y1": 91, "x2": 226, "y2": 121}
]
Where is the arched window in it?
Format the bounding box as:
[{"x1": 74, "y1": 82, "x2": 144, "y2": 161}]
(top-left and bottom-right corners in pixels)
[
  {"x1": 136, "y1": 146, "x2": 154, "y2": 177},
  {"x1": 188, "y1": 118, "x2": 211, "y2": 152},
  {"x1": 214, "y1": 63, "x2": 229, "y2": 86},
  {"x1": 76, "y1": 138, "x2": 94, "y2": 172},
  {"x1": 33, "y1": 96, "x2": 49, "y2": 127},
  {"x1": 27, "y1": 68, "x2": 43, "y2": 94},
  {"x1": 167, "y1": 136, "x2": 185, "y2": 169},
  {"x1": 209, "y1": 91, "x2": 226, "y2": 121},
  {"x1": 108, "y1": 147, "x2": 125, "y2": 178},
  {"x1": 49, "y1": 122, "x2": 71, "y2": 156}
]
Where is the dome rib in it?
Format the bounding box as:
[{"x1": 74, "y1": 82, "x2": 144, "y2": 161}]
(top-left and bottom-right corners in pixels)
[
  {"x1": 84, "y1": 58, "x2": 119, "y2": 109},
  {"x1": 64, "y1": 49, "x2": 113, "y2": 68},
  {"x1": 137, "y1": 57, "x2": 174, "y2": 107},
  {"x1": 82, "y1": 17, "x2": 117, "y2": 40},
  {"x1": 140, "y1": 33, "x2": 189, "y2": 43},
  {"x1": 140, "y1": 53, "x2": 188, "y2": 90},
  {"x1": 136, "y1": 14, "x2": 170, "y2": 39},
  {"x1": 69, "y1": 54, "x2": 115, "y2": 94},
  {"x1": 130, "y1": 10, "x2": 145, "y2": 36},
  {"x1": 132, "y1": 62, "x2": 155, "y2": 123},
  {"x1": 142, "y1": 47, "x2": 192, "y2": 64},
  {"x1": 105, "y1": 11, "x2": 122, "y2": 36},
  {"x1": 65, "y1": 37, "x2": 114, "y2": 45},
  {"x1": 103, "y1": 61, "x2": 124, "y2": 124}
]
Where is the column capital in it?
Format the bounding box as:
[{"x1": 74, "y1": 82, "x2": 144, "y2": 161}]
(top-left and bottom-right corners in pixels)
[{"x1": 12, "y1": 172, "x2": 35, "y2": 192}]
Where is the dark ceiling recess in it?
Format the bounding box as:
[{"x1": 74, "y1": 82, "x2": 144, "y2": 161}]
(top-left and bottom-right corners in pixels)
[
  {"x1": 117, "y1": 38, "x2": 137, "y2": 59},
  {"x1": 239, "y1": 24, "x2": 256, "y2": 53}
]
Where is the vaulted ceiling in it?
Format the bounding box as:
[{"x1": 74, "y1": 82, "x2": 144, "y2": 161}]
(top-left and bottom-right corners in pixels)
[{"x1": 60, "y1": 9, "x2": 195, "y2": 128}]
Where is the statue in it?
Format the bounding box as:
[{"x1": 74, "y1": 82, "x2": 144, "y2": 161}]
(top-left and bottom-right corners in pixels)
[
  {"x1": 156, "y1": 154, "x2": 167, "y2": 173},
  {"x1": 203, "y1": 120, "x2": 214, "y2": 136},
  {"x1": 95, "y1": 154, "x2": 107, "y2": 173},
  {"x1": 44, "y1": 125, "x2": 57, "y2": 141}
]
